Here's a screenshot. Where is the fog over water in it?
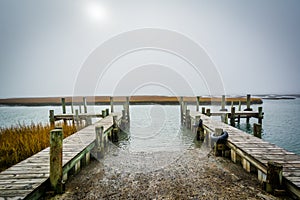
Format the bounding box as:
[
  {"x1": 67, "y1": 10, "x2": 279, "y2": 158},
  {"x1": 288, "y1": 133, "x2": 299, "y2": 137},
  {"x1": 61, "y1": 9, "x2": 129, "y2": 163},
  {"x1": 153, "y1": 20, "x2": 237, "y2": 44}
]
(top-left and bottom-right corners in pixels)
[{"x1": 0, "y1": 0, "x2": 300, "y2": 98}]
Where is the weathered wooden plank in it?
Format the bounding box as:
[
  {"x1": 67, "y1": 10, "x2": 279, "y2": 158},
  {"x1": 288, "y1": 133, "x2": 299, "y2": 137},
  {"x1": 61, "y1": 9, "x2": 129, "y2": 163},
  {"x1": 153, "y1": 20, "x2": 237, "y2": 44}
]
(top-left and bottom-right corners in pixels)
[
  {"x1": 0, "y1": 113, "x2": 122, "y2": 199},
  {"x1": 0, "y1": 174, "x2": 48, "y2": 180},
  {"x1": 190, "y1": 112, "x2": 300, "y2": 198}
]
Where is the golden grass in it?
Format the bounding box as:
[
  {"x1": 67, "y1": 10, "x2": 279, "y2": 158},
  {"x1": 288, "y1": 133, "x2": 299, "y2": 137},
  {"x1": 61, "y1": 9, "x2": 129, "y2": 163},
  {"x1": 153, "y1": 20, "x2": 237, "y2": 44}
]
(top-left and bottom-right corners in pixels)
[{"x1": 0, "y1": 123, "x2": 77, "y2": 172}]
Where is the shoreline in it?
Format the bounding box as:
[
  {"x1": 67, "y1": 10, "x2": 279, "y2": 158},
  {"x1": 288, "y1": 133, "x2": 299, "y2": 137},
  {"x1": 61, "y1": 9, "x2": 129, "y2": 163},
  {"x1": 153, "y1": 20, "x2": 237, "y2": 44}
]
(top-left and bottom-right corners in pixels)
[{"x1": 0, "y1": 95, "x2": 263, "y2": 106}]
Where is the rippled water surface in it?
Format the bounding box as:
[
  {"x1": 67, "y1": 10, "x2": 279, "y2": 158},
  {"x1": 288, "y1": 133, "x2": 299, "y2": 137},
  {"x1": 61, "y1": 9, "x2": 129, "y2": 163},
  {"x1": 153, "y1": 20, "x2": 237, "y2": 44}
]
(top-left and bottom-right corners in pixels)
[{"x1": 0, "y1": 99, "x2": 300, "y2": 155}]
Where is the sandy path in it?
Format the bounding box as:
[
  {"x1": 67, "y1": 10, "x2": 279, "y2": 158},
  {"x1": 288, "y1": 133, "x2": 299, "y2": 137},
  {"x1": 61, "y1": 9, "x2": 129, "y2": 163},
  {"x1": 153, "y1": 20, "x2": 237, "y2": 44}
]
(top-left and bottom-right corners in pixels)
[{"x1": 48, "y1": 145, "x2": 280, "y2": 200}]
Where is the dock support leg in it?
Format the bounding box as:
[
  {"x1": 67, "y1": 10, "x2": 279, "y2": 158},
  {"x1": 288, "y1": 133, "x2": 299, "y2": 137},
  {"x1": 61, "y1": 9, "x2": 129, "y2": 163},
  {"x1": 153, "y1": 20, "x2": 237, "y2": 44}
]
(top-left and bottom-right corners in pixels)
[
  {"x1": 220, "y1": 95, "x2": 227, "y2": 111},
  {"x1": 110, "y1": 96, "x2": 114, "y2": 113},
  {"x1": 61, "y1": 98, "x2": 67, "y2": 126},
  {"x1": 126, "y1": 97, "x2": 130, "y2": 124},
  {"x1": 95, "y1": 126, "x2": 104, "y2": 159},
  {"x1": 50, "y1": 129, "x2": 64, "y2": 194},
  {"x1": 180, "y1": 97, "x2": 183, "y2": 124},
  {"x1": 244, "y1": 94, "x2": 253, "y2": 111},
  {"x1": 266, "y1": 161, "x2": 283, "y2": 194},
  {"x1": 206, "y1": 108, "x2": 211, "y2": 117},
  {"x1": 196, "y1": 96, "x2": 200, "y2": 111},
  {"x1": 83, "y1": 97, "x2": 87, "y2": 114},
  {"x1": 258, "y1": 106, "x2": 263, "y2": 124},
  {"x1": 102, "y1": 110, "x2": 106, "y2": 117},
  {"x1": 185, "y1": 109, "x2": 191, "y2": 129},
  {"x1": 230, "y1": 107, "x2": 236, "y2": 127},
  {"x1": 231, "y1": 150, "x2": 237, "y2": 163},
  {"x1": 253, "y1": 123, "x2": 262, "y2": 138},
  {"x1": 49, "y1": 110, "x2": 55, "y2": 127},
  {"x1": 202, "y1": 107, "x2": 206, "y2": 115},
  {"x1": 75, "y1": 109, "x2": 80, "y2": 128}
]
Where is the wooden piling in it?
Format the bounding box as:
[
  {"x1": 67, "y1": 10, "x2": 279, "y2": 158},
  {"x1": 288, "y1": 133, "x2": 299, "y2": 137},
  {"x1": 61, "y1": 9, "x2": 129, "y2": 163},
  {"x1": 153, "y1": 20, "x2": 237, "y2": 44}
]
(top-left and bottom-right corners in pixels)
[
  {"x1": 61, "y1": 98, "x2": 67, "y2": 126},
  {"x1": 253, "y1": 123, "x2": 262, "y2": 138},
  {"x1": 266, "y1": 161, "x2": 283, "y2": 193},
  {"x1": 112, "y1": 128, "x2": 119, "y2": 142},
  {"x1": 258, "y1": 107, "x2": 263, "y2": 124},
  {"x1": 214, "y1": 128, "x2": 225, "y2": 156},
  {"x1": 245, "y1": 94, "x2": 253, "y2": 111},
  {"x1": 106, "y1": 108, "x2": 110, "y2": 116},
  {"x1": 220, "y1": 95, "x2": 227, "y2": 111},
  {"x1": 50, "y1": 129, "x2": 64, "y2": 194},
  {"x1": 95, "y1": 126, "x2": 104, "y2": 159},
  {"x1": 79, "y1": 104, "x2": 82, "y2": 114},
  {"x1": 110, "y1": 97, "x2": 114, "y2": 113},
  {"x1": 196, "y1": 96, "x2": 200, "y2": 111},
  {"x1": 180, "y1": 97, "x2": 183, "y2": 124},
  {"x1": 102, "y1": 110, "x2": 106, "y2": 117},
  {"x1": 230, "y1": 107, "x2": 236, "y2": 127},
  {"x1": 120, "y1": 110, "x2": 128, "y2": 131},
  {"x1": 202, "y1": 107, "x2": 206, "y2": 115},
  {"x1": 206, "y1": 108, "x2": 211, "y2": 117},
  {"x1": 126, "y1": 97, "x2": 130, "y2": 123},
  {"x1": 71, "y1": 103, "x2": 74, "y2": 114},
  {"x1": 61, "y1": 98, "x2": 66, "y2": 114},
  {"x1": 49, "y1": 110, "x2": 55, "y2": 127},
  {"x1": 75, "y1": 109, "x2": 79, "y2": 127},
  {"x1": 186, "y1": 109, "x2": 191, "y2": 129},
  {"x1": 83, "y1": 97, "x2": 87, "y2": 113},
  {"x1": 221, "y1": 113, "x2": 228, "y2": 124}
]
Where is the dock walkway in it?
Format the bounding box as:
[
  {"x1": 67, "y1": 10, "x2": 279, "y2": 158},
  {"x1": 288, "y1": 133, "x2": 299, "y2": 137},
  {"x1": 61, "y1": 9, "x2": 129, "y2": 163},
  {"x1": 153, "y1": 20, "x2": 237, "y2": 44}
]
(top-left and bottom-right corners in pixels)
[
  {"x1": 0, "y1": 113, "x2": 121, "y2": 199},
  {"x1": 190, "y1": 111, "x2": 300, "y2": 198}
]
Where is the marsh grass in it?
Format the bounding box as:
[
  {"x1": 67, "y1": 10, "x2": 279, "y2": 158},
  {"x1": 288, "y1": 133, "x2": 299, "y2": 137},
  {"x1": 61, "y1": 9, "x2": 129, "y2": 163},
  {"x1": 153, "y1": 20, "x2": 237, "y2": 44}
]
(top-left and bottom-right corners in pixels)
[{"x1": 0, "y1": 123, "x2": 78, "y2": 172}]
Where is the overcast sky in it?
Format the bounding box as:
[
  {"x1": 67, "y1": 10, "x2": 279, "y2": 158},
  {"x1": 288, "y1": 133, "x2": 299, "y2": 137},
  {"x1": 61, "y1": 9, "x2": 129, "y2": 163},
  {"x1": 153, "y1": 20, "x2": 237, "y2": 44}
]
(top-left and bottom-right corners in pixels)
[{"x1": 0, "y1": 0, "x2": 299, "y2": 98}]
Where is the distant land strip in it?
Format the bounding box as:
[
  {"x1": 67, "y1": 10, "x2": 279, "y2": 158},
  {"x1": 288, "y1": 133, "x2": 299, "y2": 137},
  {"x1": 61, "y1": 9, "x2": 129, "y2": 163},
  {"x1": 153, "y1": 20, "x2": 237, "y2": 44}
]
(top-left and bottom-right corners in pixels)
[{"x1": 0, "y1": 96, "x2": 263, "y2": 106}]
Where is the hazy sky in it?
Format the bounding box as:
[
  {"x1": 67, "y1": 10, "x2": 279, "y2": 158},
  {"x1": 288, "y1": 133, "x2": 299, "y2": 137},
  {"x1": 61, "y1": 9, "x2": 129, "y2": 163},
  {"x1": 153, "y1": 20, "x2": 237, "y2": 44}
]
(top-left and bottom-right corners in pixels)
[{"x1": 0, "y1": 0, "x2": 299, "y2": 98}]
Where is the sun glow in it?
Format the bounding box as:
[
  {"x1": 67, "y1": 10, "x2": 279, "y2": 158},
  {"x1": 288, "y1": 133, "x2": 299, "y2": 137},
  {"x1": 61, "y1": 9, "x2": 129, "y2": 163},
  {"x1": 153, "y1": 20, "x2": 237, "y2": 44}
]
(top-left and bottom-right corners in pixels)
[{"x1": 85, "y1": 1, "x2": 107, "y2": 22}]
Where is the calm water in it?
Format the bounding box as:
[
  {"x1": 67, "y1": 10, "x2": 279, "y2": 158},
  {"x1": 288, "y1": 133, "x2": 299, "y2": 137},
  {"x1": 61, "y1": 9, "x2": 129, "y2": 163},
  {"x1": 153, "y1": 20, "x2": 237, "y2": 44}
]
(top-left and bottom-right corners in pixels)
[{"x1": 0, "y1": 99, "x2": 299, "y2": 155}]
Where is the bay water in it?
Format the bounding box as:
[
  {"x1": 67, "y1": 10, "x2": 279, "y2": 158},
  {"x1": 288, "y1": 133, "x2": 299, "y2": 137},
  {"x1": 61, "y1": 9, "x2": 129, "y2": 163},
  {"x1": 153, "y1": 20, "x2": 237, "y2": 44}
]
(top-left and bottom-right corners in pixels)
[{"x1": 0, "y1": 98, "x2": 299, "y2": 155}]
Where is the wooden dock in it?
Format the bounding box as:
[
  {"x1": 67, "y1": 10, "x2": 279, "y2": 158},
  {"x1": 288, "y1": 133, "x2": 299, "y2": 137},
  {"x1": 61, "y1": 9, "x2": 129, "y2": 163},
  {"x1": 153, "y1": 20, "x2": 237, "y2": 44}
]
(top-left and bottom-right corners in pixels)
[
  {"x1": 0, "y1": 113, "x2": 122, "y2": 199},
  {"x1": 188, "y1": 111, "x2": 300, "y2": 198}
]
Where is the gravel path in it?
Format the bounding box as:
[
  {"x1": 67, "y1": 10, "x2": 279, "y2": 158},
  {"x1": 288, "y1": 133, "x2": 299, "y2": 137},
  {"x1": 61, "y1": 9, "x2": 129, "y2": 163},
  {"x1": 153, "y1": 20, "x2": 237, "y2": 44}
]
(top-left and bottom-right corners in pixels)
[{"x1": 48, "y1": 145, "x2": 280, "y2": 200}]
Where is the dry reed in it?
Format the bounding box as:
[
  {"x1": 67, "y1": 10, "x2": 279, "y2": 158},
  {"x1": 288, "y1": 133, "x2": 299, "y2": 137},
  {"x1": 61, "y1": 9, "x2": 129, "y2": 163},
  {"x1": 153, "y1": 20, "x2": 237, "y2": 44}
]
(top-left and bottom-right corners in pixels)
[{"x1": 0, "y1": 123, "x2": 77, "y2": 172}]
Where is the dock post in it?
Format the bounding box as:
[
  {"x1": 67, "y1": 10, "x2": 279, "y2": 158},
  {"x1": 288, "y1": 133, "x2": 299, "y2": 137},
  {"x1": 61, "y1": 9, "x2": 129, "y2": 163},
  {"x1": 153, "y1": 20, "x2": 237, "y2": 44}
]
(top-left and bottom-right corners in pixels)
[
  {"x1": 126, "y1": 97, "x2": 130, "y2": 124},
  {"x1": 83, "y1": 97, "x2": 87, "y2": 113},
  {"x1": 266, "y1": 161, "x2": 283, "y2": 193},
  {"x1": 221, "y1": 114, "x2": 228, "y2": 124},
  {"x1": 71, "y1": 103, "x2": 74, "y2": 114},
  {"x1": 79, "y1": 104, "x2": 82, "y2": 113},
  {"x1": 95, "y1": 126, "x2": 104, "y2": 159},
  {"x1": 49, "y1": 110, "x2": 55, "y2": 127},
  {"x1": 61, "y1": 98, "x2": 67, "y2": 126},
  {"x1": 214, "y1": 128, "x2": 225, "y2": 156},
  {"x1": 244, "y1": 94, "x2": 253, "y2": 111},
  {"x1": 196, "y1": 116, "x2": 205, "y2": 141},
  {"x1": 196, "y1": 96, "x2": 200, "y2": 111},
  {"x1": 61, "y1": 98, "x2": 66, "y2": 114},
  {"x1": 220, "y1": 95, "x2": 227, "y2": 111},
  {"x1": 230, "y1": 107, "x2": 236, "y2": 127},
  {"x1": 253, "y1": 123, "x2": 262, "y2": 138},
  {"x1": 120, "y1": 110, "x2": 128, "y2": 131},
  {"x1": 258, "y1": 107, "x2": 263, "y2": 124},
  {"x1": 75, "y1": 109, "x2": 79, "y2": 128},
  {"x1": 180, "y1": 97, "x2": 183, "y2": 124},
  {"x1": 202, "y1": 107, "x2": 206, "y2": 115},
  {"x1": 206, "y1": 108, "x2": 211, "y2": 117},
  {"x1": 112, "y1": 115, "x2": 119, "y2": 142},
  {"x1": 102, "y1": 110, "x2": 106, "y2": 118},
  {"x1": 110, "y1": 97, "x2": 114, "y2": 113},
  {"x1": 106, "y1": 108, "x2": 110, "y2": 116},
  {"x1": 185, "y1": 109, "x2": 191, "y2": 129},
  {"x1": 50, "y1": 129, "x2": 64, "y2": 194}
]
